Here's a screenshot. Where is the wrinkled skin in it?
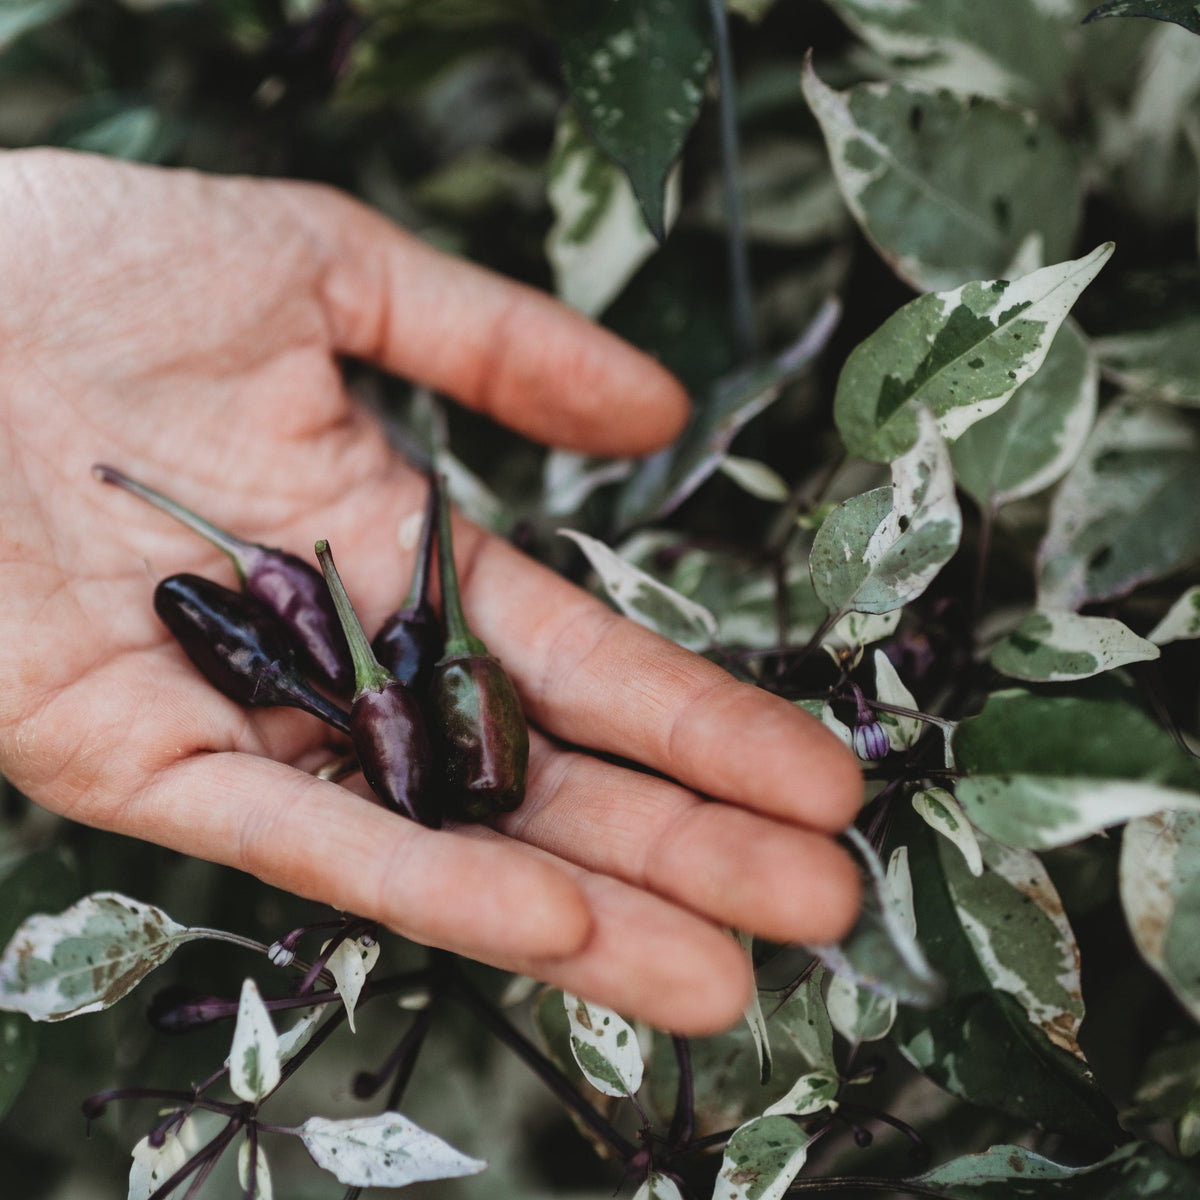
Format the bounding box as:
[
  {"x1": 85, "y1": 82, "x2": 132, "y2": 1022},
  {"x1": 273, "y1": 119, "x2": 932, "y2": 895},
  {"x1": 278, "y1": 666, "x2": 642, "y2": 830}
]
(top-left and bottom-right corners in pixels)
[{"x1": 0, "y1": 150, "x2": 863, "y2": 1035}]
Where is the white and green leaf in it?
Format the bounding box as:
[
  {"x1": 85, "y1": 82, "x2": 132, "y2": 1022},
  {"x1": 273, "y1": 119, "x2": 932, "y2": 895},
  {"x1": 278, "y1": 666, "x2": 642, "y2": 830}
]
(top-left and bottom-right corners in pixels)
[
  {"x1": 735, "y1": 930, "x2": 773, "y2": 1086},
  {"x1": 834, "y1": 244, "x2": 1112, "y2": 463},
  {"x1": 128, "y1": 1115, "x2": 204, "y2": 1200},
  {"x1": 912, "y1": 787, "x2": 983, "y2": 877},
  {"x1": 714, "y1": 1115, "x2": 811, "y2": 1200},
  {"x1": 296, "y1": 1113, "x2": 486, "y2": 1187},
  {"x1": 560, "y1": 528, "x2": 719, "y2": 650},
  {"x1": 1094, "y1": 313, "x2": 1200, "y2": 406},
  {"x1": 1149, "y1": 586, "x2": 1200, "y2": 644},
  {"x1": 1037, "y1": 397, "x2": 1200, "y2": 610},
  {"x1": 632, "y1": 1173, "x2": 685, "y2": 1200},
  {"x1": 872, "y1": 650, "x2": 922, "y2": 750},
  {"x1": 542, "y1": 450, "x2": 633, "y2": 518},
  {"x1": 719, "y1": 455, "x2": 789, "y2": 502},
  {"x1": 951, "y1": 321, "x2": 1098, "y2": 510},
  {"x1": 229, "y1": 978, "x2": 281, "y2": 1104},
  {"x1": 563, "y1": 993, "x2": 643, "y2": 1098},
  {"x1": 802, "y1": 61, "x2": 1081, "y2": 292},
  {"x1": 762, "y1": 1069, "x2": 840, "y2": 1118},
  {"x1": 237, "y1": 1137, "x2": 273, "y2": 1200},
  {"x1": 324, "y1": 934, "x2": 380, "y2": 1035},
  {"x1": 1120, "y1": 809, "x2": 1200, "y2": 1023},
  {"x1": 989, "y1": 610, "x2": 1159, "y2": 682},
  {"x1": 0, "y1": 891, "x2": 205, "y2": 1022},
  {"x1": 810, "y1": 405, "x2": 962, "y2": 615}
]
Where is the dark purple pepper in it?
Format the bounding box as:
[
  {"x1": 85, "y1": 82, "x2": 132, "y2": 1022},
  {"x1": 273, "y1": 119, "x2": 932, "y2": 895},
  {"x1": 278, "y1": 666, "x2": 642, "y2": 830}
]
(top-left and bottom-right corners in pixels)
[
  {"x1": 850, "y1": 683, "x2": 890, "y2": 762},
  {"x1": 371, "y1": 476, "x2": 443, "y2": 692},
  {"x1": 315, "y1": 540, "x2": 439, "y2": 828},
  {"x1": 429, "y1": 477, "x2": 528, "y2": 820},
  {"x1": 94, "y1": 464, "x2": 352, "y2": 693},
  {"x1": 153, "y1": 573, "x2": 352, "y2": 735}
]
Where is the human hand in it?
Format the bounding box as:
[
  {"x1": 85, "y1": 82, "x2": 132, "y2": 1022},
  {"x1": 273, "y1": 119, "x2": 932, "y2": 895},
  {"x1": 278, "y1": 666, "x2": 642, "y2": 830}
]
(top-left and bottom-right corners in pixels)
[{"x1": 0, "y1": 150, "x2": 861, "y2": 1034}]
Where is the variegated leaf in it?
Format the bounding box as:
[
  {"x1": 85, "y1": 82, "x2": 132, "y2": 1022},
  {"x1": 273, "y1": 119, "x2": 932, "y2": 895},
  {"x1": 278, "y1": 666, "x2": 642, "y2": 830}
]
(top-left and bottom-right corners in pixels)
[{"x1": 990, "y1": 611, "x2": 1159, "y2": 682}]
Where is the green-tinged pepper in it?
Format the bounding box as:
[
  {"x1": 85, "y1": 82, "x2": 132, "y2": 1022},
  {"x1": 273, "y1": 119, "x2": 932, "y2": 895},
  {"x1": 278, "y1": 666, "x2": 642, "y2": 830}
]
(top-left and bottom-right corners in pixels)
[{"x1": 429, "y1": 477, "x2": 529, "y2": 819}]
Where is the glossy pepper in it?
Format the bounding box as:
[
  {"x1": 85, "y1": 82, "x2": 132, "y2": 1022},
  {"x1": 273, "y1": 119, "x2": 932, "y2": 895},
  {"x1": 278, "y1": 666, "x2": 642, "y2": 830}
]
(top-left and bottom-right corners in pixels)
[
  {"x1": 315, "y1": 539, "x2": 439, "y2": 828},
  {"x1": 428, "y1": 478, "x2": 528, "y2": 819},
  {"x1": 371, "y1": 476, "x2": 443, "y2": 692},
  {"x1": 153, "y1": 573, "x2": 352, "y2": 735},
  {"x1": 95, "y1": 464, "x2": 352, "y2": 693}
]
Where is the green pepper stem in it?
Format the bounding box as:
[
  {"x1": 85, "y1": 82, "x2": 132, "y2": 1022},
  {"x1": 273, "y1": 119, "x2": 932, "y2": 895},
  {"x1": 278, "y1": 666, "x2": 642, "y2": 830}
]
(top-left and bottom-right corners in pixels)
[
  {"x1": 402, "y1": 475, "x2": 439, "y2": 612},
  {"x1": 436, "y1": 476, "x2": 488, "y2": 658},
  {"x1": 93, "y1": 464, "x2": 257, "y2": 584},
  {"x1": 314, "y1": 540, "x2": 393, "y2": 696}
]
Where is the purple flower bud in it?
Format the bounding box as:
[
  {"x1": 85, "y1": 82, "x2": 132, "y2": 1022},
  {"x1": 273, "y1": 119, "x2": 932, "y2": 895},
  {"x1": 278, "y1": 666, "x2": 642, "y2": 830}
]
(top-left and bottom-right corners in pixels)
[
  {"x1": 853, "y1": 719, "x2": 891, "y2": 762},
  {"x1": 148, "y1": 985, "x2": 237, "y2": 1034}
]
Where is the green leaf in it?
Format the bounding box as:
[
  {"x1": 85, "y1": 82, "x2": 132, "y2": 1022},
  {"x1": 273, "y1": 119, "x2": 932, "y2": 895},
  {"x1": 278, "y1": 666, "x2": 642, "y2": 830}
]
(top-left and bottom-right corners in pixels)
[
  {"x1": 1120, "y1": 809, "x2": 1200, "y2": 1023},
  {"x1": 910, "y1": 1140, "x2": 1200, "y2": 1196},
  {"x1": 1085, "y1": 1, "x2": 1200, "y2": 35},
  {"x1": 952, "y1": 689, "x2": 1200, "y2": 849},
  {"x1": 719, "y1": 455, "x2": 790, "y2": 502},
  {"x1": 0, "y1": 0, "x2": 74, "y2": 52},
  {"x1": 1094, "y1": 312, "x2": 1200, "y2": 405},
  {"x1": 873, "y1": 650, "x2": 923, "y2": 750},
  {"x1": 563, "y1": 993, "x2": 643, "y2": 1098},
  {"x1": 835, "y1": 245, "x2": 1112, "y2": 463},
  {"x1": 614, "y1": 300, "x2": 841, "y2": 530},
  {"x1": 0, "y1": 1013, "x2": 35, "y2": 1123},
  {"x1": 735, "y1": 931, "x2": 773, "y2": 1085},
  {"x1": 773, "y1": 967, "x2": 836, "y2": 1076},
  {"x1": 1036, "y1": 398, "x2": 1200, "y2": 610},
  {"x1": 810, "y1": 405, "x2": 962, "y2": 615},
  {"x1": 229, "y1": 978, "x2": 281, "y2": 1104},
  {"x1": 892, "y1": 822, "x2": 1121, "y2": 1140},
  {"x1": 762, "y1": 1069, "x2": 839, "y2": 1117},
  {"x1": 559, "y1": 528, "x2": 719, "y2": 650},
  {"x1": 912, "y1": 787, "x2": 983, "y2": 878},
  {"x1": 0, "y1": 891, "x2": 205, "y2": 1022},
  {"x1": 802, "y1": 60, "x2": 1081, "y2": 292},
  {"x1": 1149, "y1": 585, "x2": 1200, "y2": 644},
  {"x1": 545, "y1": 104, "x2": 678, "y2": 317},
  {"x1": 951, "y1": 321, "x2": 1098, "y2": 511},
  {"x1": 297, "y1": 1113, "x2": 487, "y2": 1187},
  {"x1": 555, "y1": 0, "x2": 712, "y2": 240},
  {"x1": 715, "y1": 1115, "x2": 811, "y2": 1200},
  {"x1": 811, "y1": 830, "x2": 943, "y2": 1007},
  {"x1": 822, "y1": 0, "x2": 1072, "y2": 101},
  {"x1": 990, "y1": 611, "x2": 1159, "y2": 682}
]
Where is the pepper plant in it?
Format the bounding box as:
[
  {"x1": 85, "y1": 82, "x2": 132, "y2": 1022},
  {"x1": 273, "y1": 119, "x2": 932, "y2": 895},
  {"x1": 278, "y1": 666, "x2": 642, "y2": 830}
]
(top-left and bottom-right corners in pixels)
[{"x1": 3, "y1": 0, "x2": 1200, "y2": 1197}]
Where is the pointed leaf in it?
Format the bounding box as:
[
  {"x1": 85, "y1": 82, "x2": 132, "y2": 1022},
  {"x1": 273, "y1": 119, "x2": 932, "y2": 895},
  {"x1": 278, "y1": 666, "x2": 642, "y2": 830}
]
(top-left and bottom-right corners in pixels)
[
  {"x1": 1120, "y1": 809, "x2": 1200, "y2": 1023},
  {"x1": 615, "y1": 300, "x2": 841, "y2": 530},
  {"x1": 1149, "y1": 586, "x2": 1200, "y2": 644},
  {"x1": 1037, "y1": 398, "x2": 1200, "y2": 610},
  {"x1": 774, "y1": 967, "x2": 836, "y2": 1076},
  {"x1": 1093, "y1": 313, "x2": 1200, "y2": 405},
  {"x1": 633, "y1": 1174, "x2": 685, "y2": 1200},
  {"x1": 822, "y1": 610, "x2": 901, "y2": 661},
  {"x1": 324, "y1": 935, "x2": 379, "y2": 1035},
  {"x1": 277, "y1": 1004, "x2": 329, "y2": 1064},
  {"x1": 128, "y1": 1115, "x2": 204, "y2": 1200},
  {"x1": 0, "y1": 891, "x2": 204, "y2": 1022},
  {"x1": 715, "y1": 1115, "x2": 810, "y2": 1200},
  {"x1": 560, "y1": 528, "x2": 718, "y2": 650},
  {"x1": 546, "y1": 105, "x2": 680, "y2": 317},
  {"x1": 835, "y1": 244, "x2": 1112, "y2": 463},
  {"x1": 762, "y1": 1069, "x2": 839, "y2": 1117},
  {"x1": 542, "y1": 450, "x2": 633, "y2": 518},
  {"x1": 990, "y1": 611, "x2": 1159, "y2": 682},
  {"x1": 297, "y1": 1113, "x2": 486, "y2": 1187},
  {"x1": 873, "y1": 651, "x2": 923, "y2": 750},
  {"x1": 564, "y1": 993, "x2": 643, "y2": 1097},
  {"x1": 555, "y1": 0, "x2": 711, "y2": 239},
  {"x1": 735, "y1": 930, "x2": 772, "y2": 1085},
  {"x1": 951, "y1": 321, "x2": 1098, "y2": 510},
  {"x1": 912, "y1": 788, "x2": 983, "y2": 877},
  {"x1": 802, "y1": 61, "x2": 1081, "y2": 292},
  {"x1": 237, "y1": 1137, "x2": 273, "y2": 1200},
  {"x1": 810, "y1": 406, "x2": 962, "y2": 615},
  {"x1": 719, "y1": 455, "x2": 789, "y2": 502},
  {"x1": 229, "y1": 978, "x2": 281, "y2": 1104},
  {"x1": 1085, "y1": 1, "x2": 1200, "y2": 35}
]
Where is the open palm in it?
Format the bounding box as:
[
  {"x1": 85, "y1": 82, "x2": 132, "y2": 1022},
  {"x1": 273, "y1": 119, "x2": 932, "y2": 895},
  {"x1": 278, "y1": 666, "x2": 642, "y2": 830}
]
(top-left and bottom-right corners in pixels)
[{"x1": 0, "y1": 150, "x2": 861, "y2": 1034}]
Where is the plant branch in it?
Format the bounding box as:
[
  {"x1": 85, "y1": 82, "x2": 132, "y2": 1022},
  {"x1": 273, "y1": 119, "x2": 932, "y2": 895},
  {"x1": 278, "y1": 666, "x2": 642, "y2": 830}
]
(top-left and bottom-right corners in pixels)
[{"x1": 668, "y1": 1036, "x2": 695, "y2": 1148}]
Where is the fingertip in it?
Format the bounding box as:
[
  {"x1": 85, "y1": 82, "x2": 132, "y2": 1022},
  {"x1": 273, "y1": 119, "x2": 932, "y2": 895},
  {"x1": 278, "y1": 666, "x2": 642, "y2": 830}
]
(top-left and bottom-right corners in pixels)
[
  {"x1": 524, "y1": 855, "x2": 596, "y2": 961},
  {"x1": 660, "y1": 933, "x2": 756, "y2": 1037},
  {"x1": 803, "y1": 837, "x2": 864, "y2": 946},
  {"x1": 790, "y1": 708, "x2": 866, "y2": 833}
]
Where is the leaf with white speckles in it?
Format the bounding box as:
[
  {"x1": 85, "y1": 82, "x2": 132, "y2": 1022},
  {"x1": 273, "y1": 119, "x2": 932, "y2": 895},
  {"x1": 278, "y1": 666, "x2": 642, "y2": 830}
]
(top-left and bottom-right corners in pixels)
[
  {"x1": 810, "y1": 406, "x2": 962, "y2": 615},
  {"x1": 297, "y1": 1113, "x2": 486, "y2": 1187},
  {"x1": 1149, "y1": 586, "x2": 1200, "y2": 644},
  {"x1": 127, "y1": 1114, "x2": 205, "y2": 1200},
  {"x1": 546, "y1": 105, "x2": 679, "y2": 317},
  {"x1": 714, "y1": 1115, "x2": 811, "y2": 1200},
  {"x1": 229, "y1": 978, "x2": 281, "y2": 1104},
  {"x1": 555, "y1": 0, "x2": 711, "y2": 240},
  {"x1": 802, "y1": 59, "x2": 1081, "y2": 292},
  {"x1": 834, "y1": 245, "x2": 1111, "y2": 463},
  {"x1": 951, "y1": 321, "x2": 1098, "y2": 511},
  {"x1": 1120, "y1": 809, "x2": 1200, "y2": 1023},
  {"x1": 1037, "y1": 398, "x2": 1200, "y2": 610},
  {"x1": 990, "y1": 611, "x2": 1159, "y2": 682},
  {"x1": 560, "y1": 528, "x2": 718, "y2": 650},
  {"x1": 324, "y1": 935, "x2": 380, "y2": 1035},
  {"x1": 762, "y1": 1069, "x2": 839, "y2": 1117},
  {"x1": 564, "y1": 993, "x2": 643, "y2": 1097},
  {"x1": 0, "y1": 891, "x2": 205, "y2": 1022},
  {"x1": 912, "y1": 788, "x2": 982, "y2": 877}
]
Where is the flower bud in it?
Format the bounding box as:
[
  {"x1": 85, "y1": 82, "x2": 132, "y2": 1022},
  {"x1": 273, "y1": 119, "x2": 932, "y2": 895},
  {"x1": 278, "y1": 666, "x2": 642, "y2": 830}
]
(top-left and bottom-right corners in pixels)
[{"x1": 852, "y1": 719, "x2": 891, "y2": 762}]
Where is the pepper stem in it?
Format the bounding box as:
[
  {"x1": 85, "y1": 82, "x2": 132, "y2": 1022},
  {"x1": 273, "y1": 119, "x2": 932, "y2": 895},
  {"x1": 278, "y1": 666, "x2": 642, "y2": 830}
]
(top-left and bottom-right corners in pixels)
[
  {"x1": 314, "y1": 540, "x2": 393, "y2": 697},
  {"x1": 436, "y1": 476, "x2": 488, "y2": 658},
  {"x1": 93, "y1": 464, "x2": 261, "y2": 583},
  {"x1": 401, "y1": 475, "x2": 439, "y2": 613}
]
